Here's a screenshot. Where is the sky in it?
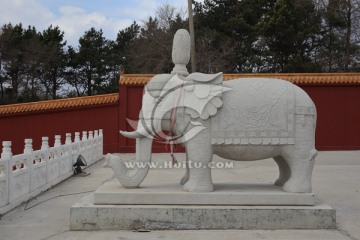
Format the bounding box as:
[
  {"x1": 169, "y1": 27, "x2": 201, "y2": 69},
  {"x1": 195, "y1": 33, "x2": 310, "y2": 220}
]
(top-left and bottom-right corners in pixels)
[{"x1": 0, "y1": 0, "x2": 199, "y2": 47}]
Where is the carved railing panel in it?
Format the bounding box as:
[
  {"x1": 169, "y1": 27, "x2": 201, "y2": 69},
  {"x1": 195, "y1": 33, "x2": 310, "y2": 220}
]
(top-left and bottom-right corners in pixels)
[
  {"x1": 9, "y1": 154, "x2": 31, "y2": 202},
  {"x1": 30, "y1": 149, "x2": 47, "y2": 192}
]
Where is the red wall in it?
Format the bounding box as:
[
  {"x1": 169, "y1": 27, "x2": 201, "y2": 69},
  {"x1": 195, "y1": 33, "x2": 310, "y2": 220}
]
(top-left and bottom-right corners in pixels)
[
  {"x1": 1, "y1": 80, "x2": 359, "y2": 155},
  {"x1": 302, "y1": 85, "x2": 360, "y2": 150},
  {"x1": 119, "y1": 83, "x2": 360, "y2": 151},
  {"x1": 0, "y1": 104, "x2": 119, "y2": 155}
]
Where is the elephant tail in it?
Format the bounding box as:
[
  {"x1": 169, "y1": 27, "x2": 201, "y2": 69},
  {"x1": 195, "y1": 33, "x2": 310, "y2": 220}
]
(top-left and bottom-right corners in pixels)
[{"x1": 308, "y1": 149, "x2": 318, "y2": 162}]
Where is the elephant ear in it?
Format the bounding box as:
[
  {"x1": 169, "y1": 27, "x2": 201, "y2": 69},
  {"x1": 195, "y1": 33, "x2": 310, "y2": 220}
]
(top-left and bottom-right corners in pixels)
[
  {"x1": 146, "y1": 74, "x2": 172, "y2": 98},
  {"x1": 184, "y1": 72, "x2": 230, "y2": 120}
]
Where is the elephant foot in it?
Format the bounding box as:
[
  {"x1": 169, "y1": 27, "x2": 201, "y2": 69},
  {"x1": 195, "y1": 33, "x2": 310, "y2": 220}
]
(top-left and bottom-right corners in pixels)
[
  {"x1": 183, "y1": 180, "x2": 213, "y2": 192},
  {"x1": 180, "y1": 174, "x2": 189, "y2": 185},
  {"x1": 282, "y1": 178, "x2": 311, "y2": 193},
  {"x1": 274, "y1": 177, "x2": 287, "y2": 186},
  {"x1": 182, "y1": 181, "x2": 191, "y2": 191}
]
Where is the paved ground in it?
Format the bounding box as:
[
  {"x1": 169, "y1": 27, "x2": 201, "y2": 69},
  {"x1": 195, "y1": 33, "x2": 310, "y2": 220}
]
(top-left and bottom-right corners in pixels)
[{"x1": 0, "y1": 151, "x2": 359, "y2": 240}]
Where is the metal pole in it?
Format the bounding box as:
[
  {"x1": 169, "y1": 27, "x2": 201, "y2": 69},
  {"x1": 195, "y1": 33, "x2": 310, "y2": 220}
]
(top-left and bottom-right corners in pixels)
[{"x1": 188, "y1": 0, "x2": 197, "y2": 72}]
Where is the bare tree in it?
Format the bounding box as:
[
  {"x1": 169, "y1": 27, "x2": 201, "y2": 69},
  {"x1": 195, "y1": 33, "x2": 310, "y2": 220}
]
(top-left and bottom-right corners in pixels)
[
  {"x1": 318, "y1": 0, "x2": 360, "y2": 71},
  {"x1": 156, "y1": 3, "x2": 186, "y2": 30},
  {"x1": 126, "y1": 4, "x2": 187, "y2": 74}
]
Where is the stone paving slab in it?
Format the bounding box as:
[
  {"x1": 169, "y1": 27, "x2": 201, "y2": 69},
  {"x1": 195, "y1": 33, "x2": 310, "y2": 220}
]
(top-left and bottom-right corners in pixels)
[
  {"x1": 0, "y1": 152, "x2": 359, "y2": 240},
  {"x1": 46, "y1": 230, "x2": 354, "y2": 240}
]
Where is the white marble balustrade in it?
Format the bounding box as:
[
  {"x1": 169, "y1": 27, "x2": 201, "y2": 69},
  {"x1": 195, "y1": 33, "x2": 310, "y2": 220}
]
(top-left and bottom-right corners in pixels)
[{"x1": 0, "y1": 129, "x2": 104, "y2": 214}]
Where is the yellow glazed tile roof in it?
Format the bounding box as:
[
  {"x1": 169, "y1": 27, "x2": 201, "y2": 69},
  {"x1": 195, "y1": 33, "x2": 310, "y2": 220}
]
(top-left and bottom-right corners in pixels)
[
  {"x1": 120, "y1": 73, "x2": 360, "y2": 85},
  {"x1": 0, "y1": 93, "x2": 119, "y2": 116},
  {"x1": 120, "y1": 74, "x2": 157, "y2": 85}
]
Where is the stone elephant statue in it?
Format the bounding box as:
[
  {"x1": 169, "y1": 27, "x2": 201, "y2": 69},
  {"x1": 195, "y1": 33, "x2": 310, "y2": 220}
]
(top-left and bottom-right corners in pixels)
[{"x1": 112, "y1": 72, "x2": 317, "y2": 193}]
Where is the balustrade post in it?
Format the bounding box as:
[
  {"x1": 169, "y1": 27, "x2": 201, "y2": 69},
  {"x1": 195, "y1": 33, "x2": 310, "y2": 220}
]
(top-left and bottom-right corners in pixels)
[
  {"x1": 54, "y1": 135, "x2": 62, "y2": 179},
  {"x1": 94, "y1": 130, "x2": 100, "y2": 159},
  {"x1": 99, "y1": 129, "x2": 103, "y2": 138},
  {"x1": 23, "y1": 139, "x2": 33, "y2": 154},
  {"x1": 24, "y1": 139, "x2": 33, "y2": 182},
  {"x1": 41, "y1": 137, "x2": 49, "y2": 150},
  {"x1": 65, "y1": 133, "x2": 72, "y2": 145},
  {"x1": 88, "y1": 131, "x2": 94, "y2": 164},
  {"x1": 2, "y1": 141, "x2": 12, "y2": 160},
  {"x1": 54, "y1": 135, "x2": 61, "y2": 147},
  {"x1": 99, "y1": 129, "x2": 103, "y2": 156},
  {"x1": 74, "y1": 132, "x2": 80, "y2": 143},
  {"x1": 0, "y1": 141, "x2": 12, "y2": 208},
  {"x1": 62, "y1": 133, "x2": 72, "y2": 176},
  {"x1": 80, "y1": 131, "x2": 87, "y2": 161},
  {"x1": 74, "y1": 132, "x2": 80, "y2": 154},
  {"x1": 82, "y1": 131, "x2": 88, "y2": 141},
  {"x1": 72, "y1": 132, "x2": 81, "y2": 168}
]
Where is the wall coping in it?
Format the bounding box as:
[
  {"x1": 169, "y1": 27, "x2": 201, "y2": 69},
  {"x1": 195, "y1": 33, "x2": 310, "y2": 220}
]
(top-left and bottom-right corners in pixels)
[
  {"x1": 120, "y1": 73, "x2": 360, "y2": 86},
  {"x1": 0, "y1": 93, "x2": 119, "y2": 116}
]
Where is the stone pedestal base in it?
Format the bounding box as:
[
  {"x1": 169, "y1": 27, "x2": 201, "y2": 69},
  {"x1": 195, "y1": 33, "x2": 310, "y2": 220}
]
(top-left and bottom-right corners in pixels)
[
  {"x1": 70, "y1": 182, "x2": 336, "y2": 230},
  {"x1": 94, "y1": 181, "x2": 316, "y2": 206}
]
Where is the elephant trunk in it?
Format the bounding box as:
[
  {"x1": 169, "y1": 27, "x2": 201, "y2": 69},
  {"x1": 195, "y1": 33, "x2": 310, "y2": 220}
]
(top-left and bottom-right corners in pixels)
[{"x1": 116, "y1": 137, "x2": 153, "y2": 188}]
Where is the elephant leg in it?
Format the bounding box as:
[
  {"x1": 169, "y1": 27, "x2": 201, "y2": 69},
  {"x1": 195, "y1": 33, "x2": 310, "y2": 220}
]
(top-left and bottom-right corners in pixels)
[
  {"x1": 282, "y1": 114, "x2": 317, "y2": 193},
  {"x1": 180, "y1": 151, "x2": 190, "y2": 185},
  {"x1": 183, "y1": 131, "x2": 213, "y2": 192},
  {"x1": 273, "y1": 156, "x2": 291, "y2": 186},
  {"x1": 281, "y1": 149, "x2": 317, "y2": 193}
]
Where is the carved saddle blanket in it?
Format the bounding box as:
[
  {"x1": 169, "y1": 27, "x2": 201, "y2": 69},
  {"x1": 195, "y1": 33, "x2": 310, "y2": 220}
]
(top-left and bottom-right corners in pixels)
[{"x1": 211, "y1": 78, "x2": 295, "y2": 145}]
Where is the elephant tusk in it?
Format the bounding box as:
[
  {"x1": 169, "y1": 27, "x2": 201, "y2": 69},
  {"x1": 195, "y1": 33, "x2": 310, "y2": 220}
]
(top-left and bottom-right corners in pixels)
[{"x1": 120, "y1": 130, "x2": 149, "y2": 139}]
